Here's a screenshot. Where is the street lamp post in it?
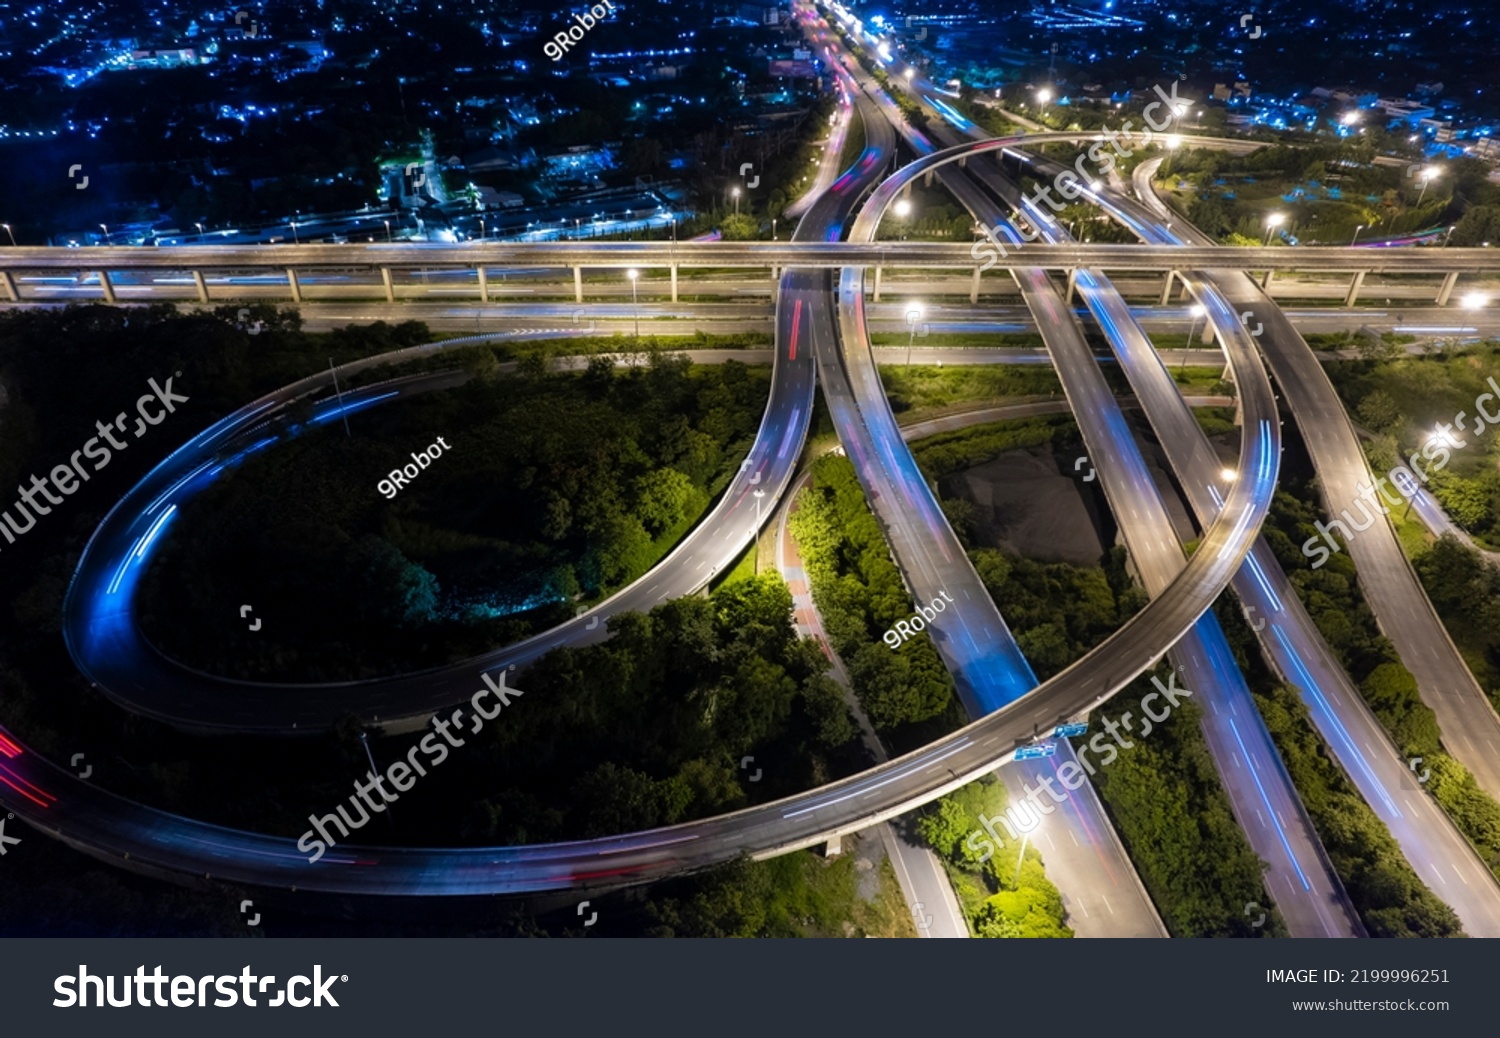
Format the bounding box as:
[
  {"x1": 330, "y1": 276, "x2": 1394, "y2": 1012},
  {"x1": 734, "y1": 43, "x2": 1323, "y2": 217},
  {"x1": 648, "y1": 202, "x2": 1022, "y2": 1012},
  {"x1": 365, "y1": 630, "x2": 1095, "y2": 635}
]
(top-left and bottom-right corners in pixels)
[
  {"x1": 732, "y1": 186, "x2": 741, "y2": 216},
  {"x1": 1461, "y1": 292, "x2": 1488, "y2": 343},
  {"x1": 771, "y1": 218, "x2": 777, "y2": 241},
  {"x1": 753, "y1": 488, "x2": 766, "y2": 574},
  {"x1": 1183, "y1": 304, "x2": 1206, "y2": 371},
  {"x1": 893, "y1": 197, "x2": 912, "y2": 240},
  {"x1": 194, "y1": 222, "x2": 205, "y2": 241},
  {"x1": 1417, "y1": 166, "x2": 1442, "y2": 207},
  {"x1": 1263, "y1": 213, "x2": 1284, "y2": 247},
  {"x1": 1, "y1": 224, "x2": 14, "y2": 247},
  {"x1": 1351, "y1": 224, "x2": 1365, "y2": 246},
  {"x1": 478, "y1": 217, "x2": 485, "y2": 241},
  {"x1": 628, "y1": 268, "x2": 640, "y2": 340},
  {"x1": 358, "y1": 732, "x2": 393, "y2": 825},
  {"x1": 1444, "y1": 225, "x2": 1457, "y2": 247},
  {"x1": 906, "y1": 303, "x2": 923, "y2": 365},
  {"x1": 290, "y1": 220, "x2": 299, "y2": 245},
  {"x1": 383, "y1": 220, "x2": 392, "y2": 243},
  {"x1": 99, "y1": 223, "x2": 111, "y2": 245}
]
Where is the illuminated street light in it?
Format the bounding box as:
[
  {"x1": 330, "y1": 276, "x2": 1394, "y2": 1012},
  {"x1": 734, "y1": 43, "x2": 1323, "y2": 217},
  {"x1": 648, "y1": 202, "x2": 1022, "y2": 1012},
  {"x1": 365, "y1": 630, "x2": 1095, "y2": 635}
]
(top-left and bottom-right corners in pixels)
[
  {"x1": 1166, "y1": 134, "x2": 1182, "y2": 150},
  {"x1": 1430, "y1": 424, "x2": 1462, "y2": 450},
  {"x1": 1351, "y1": 224, "x2": 1365, "y2": 246},
  {"x1": 99, "y1": 223, "x2": 111, "y2": 245},
  {"x1": 906, "y1": 303, "x2": 923, "y2": 365},
  {"x1": 1417, "y1": 165, "x2": 1442, "y2": 207},
  {"x1": 1189, "y1": 304, "x2": 1206, "y2": 344},
  {"x1": 1461, "y1": 292, "x2": 1489, "y2": 342},
  {"x1": 1219, "y1": 468, "x2": 1238, "y2": 481},
  {"x1": 194, "y1": 221, "x2": 205, "y2": 240},
  {"x1": 1, "y1": 224, "x2": 15, "y2": 247},
  {"x1": 1263, "y1": 212, "x2": 1285, "y2": 247},
  {"x1": 383, "y1": 220, "x2": 392, "y2": 243}
]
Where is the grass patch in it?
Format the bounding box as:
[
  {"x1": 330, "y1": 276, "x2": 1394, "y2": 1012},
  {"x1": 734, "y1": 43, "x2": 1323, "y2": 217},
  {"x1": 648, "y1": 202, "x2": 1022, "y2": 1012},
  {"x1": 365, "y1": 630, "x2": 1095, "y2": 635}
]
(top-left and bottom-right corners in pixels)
[{"x1": 880, "y1": 364, "x2": 1061, "y2": 417}]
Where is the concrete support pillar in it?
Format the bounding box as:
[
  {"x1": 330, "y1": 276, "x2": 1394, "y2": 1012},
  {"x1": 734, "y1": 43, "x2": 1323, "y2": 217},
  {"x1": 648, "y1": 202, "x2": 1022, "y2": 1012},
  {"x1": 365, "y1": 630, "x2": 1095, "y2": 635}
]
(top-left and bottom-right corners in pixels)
[
  {"x1": 573, "y1": 265, "x2": 583, "y2": 304},
  {"x1": 1343, "y1": 270, "x2": 1367, "y2": 308},
  {"x1": 286, "y1": 268, "x2": 302, "y2": 303},
  {"x1": 670, "y1": 264, "x2": 678, "y2": 303},
  {"x1": 191, "y1": 270, "x2": 209, "y2": 303},
  {"x1": 900, "y1": 182, "x2": 912, "y2": 200},
  {"x1": 971, "y1": 266, "x2": 981, "y2": 304},
  {"x1": 924, "y1": 169, "x2": 934, "y2": 188},
  {"x1": 1261, "y1": 268, "x2": 1274, "y2": 291},
  {"x1": 477, "y1": 266, "x2": 488, "y2": 302},
  {"x1": 958, "y1": 155, "x2": 967, "y2": 169},
  {"x1": 99, "y1": 270, "x2": 116, "y2": 303},
  {"x1": 380, "y1": 266, "x2": 395, "y2": 303},
  {"x1": 1065, "y1": 267, "x2": 1078, "y2": 306},
  {"x1": 1, "y1": 270, "x2": 19, "y2": 302},
  {"x1": 1437, "y1": 270, "x2": 1460, "y2": 307},
  {"x1": 823, "y1": 835, "x2": 842, "y2": 857},
  {"x1": 1158, "y1": 270, "x2": 1176, "y2": 307},
  {"x1": 873, "y1": 265, "x2": 882, "y2": 302}
]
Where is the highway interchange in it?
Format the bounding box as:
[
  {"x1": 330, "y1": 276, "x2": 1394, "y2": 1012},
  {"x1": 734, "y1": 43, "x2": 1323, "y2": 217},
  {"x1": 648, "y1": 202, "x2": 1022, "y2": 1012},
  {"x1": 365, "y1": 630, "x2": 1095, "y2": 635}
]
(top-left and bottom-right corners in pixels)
[{"x1": 2, "y1": 0, "x2": 1500, "y2": 938}]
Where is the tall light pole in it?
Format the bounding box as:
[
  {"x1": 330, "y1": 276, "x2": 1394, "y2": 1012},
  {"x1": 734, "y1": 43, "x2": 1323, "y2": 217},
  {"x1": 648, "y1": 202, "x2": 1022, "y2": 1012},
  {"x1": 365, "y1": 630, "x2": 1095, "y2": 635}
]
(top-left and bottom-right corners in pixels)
[
  {"x1": 894, "y1": 197, "x2": 912, "y2": 240},
  {"x1": 628, "y1": 268, "x2": 640, "y2": 340},
  {"x1": 478, "y1": 217, "x2": 485, "y2": 241},
  {"x1": 1263, "y1": 212, "x2": 1284, "y2": 247},
  {"x1": 383, "y1": 220, "x2": 392, "y2": 243},
  {"x1": 194, "y1": 221, "x2": 205, "y2": 241},
  {"x1": 358, "y1": 731, "x2": 393, "y2": 825},
  {"x1": 1461, "y1": 292, "x2": 1488, "y2": 343},
  {"x1": 1417, "y1": 166, "x2": 1442, "y2": 207},
  {"x1": 290, "y1": 220, "x2": 300, "y2": 245},
  {"x1": 732, "y1": 186, "x2": 741, "y2": 216},
  {"x1": 753, "y1": 488, "x2": 766, "y2": 575},
  {"x1": 1350, "y1": 224, "x2": 1365, "y2": 246},
  {"x1": 1, "y1": 224, "x2": 14, "y2": 247},
  {"x1": 1444, "y1": 224, "x2": 1457, "y2": 247},
  {"x1": 906, "y1": 303, "x2": 923, "y2": 365},
  {"x1": 771, "y1": 217, "x2": 777, "y2": 241},
  {"x1": 1183, "y1": 303, "x2": 1205, "y2": 372},
  {"x1": 99, "y1": 223, "x2": 111, "y2": 245}
]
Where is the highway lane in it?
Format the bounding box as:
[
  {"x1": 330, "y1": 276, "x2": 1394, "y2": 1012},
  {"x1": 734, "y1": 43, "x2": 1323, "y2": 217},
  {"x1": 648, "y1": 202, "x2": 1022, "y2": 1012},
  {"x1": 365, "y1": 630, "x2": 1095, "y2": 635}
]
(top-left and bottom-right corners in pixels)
[
  {"x1": 12, "y1": 270, "x2": 1496, "y2": 306},
  {"x1": 885, "y1": 57, "x2": 1332, "y2": 934},
  {"x1": 960, "y1": 162, "x2": 1358, "y2": 936},
  {"x1": 804, "y1": 6, "x2": 1168, "y2": 937},
  {"x1": 1126, "y1": 160, "x2": 1500, "y2": 806},
  {"x1": 1011, "y1": 150, "x2": 1500, "y2": 933},
  {"x1": 6, "y1": 239, "x2": 1500, "y2": 274},
  {"x1": 902, "y1": 77, "x2": 1355, "y2": 936}
]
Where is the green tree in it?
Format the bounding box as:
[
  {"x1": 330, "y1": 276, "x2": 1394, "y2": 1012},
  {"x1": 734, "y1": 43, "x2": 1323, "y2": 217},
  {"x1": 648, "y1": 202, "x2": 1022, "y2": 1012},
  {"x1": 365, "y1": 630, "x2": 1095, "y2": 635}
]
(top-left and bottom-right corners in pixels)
[{"x1": 1356, "y1": 390, "x2": 1402, "y2": 431}]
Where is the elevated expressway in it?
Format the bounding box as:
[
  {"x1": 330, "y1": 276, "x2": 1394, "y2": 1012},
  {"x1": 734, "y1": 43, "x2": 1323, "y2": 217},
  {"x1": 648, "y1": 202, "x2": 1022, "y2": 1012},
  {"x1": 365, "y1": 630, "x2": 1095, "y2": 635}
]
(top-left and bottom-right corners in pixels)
[{"x1": 0, "y1": 138, "x2": 1286, "y2": 900}]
